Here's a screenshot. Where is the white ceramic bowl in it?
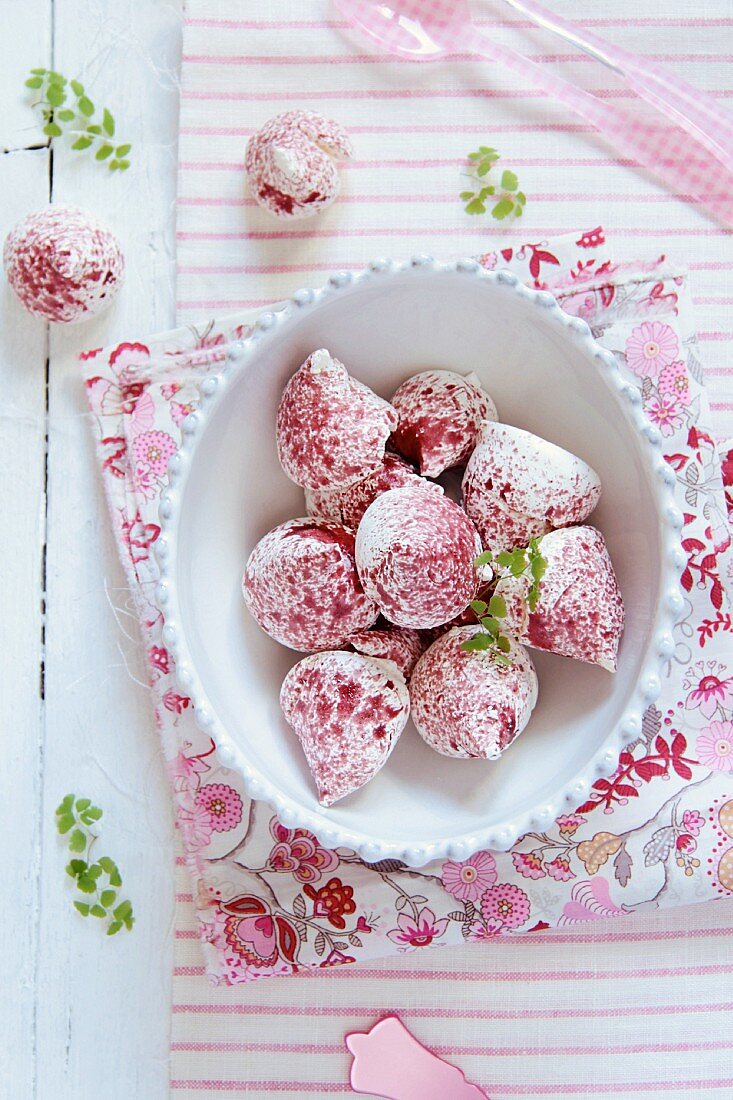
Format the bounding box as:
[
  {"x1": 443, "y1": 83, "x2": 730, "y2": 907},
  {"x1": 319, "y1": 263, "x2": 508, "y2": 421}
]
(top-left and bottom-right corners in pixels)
[{"x1": 156, "y1": 259, "x2": 684, "y2": 867}]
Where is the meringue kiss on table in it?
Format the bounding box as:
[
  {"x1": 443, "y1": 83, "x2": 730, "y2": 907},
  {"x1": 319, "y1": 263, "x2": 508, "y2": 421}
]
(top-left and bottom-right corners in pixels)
[
  {"x1": 244, "y1": 110, "x2": 353, "y2": 219},
  {"x1": 241, "y1": 347, "x2": 624, "y2": 806},
  {"x1": 3, "y1": 204, "x2": 124, "y2": 324}
]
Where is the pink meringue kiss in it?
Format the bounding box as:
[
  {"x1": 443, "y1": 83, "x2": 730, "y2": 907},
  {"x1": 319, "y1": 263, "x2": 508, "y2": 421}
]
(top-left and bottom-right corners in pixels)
[
  {"x1": 391, "y1": 369, "x2": 497, "y2": 477},
  {"x1": 355, "y1": 486, "x2": 483, "y2": 629},
  {"x1": 3, "y1": 204, "x2": 124, "y2": 324},
  {"x1": 345, "y1": 624, "x2": 427, "y2": 680},
  {"x1": 497, "y1": 525, "x2": 625, "y2": 671},
  {"x1": 410, "y1": 627, "x2": 538, "y2": 759},
  {"x1": 306, "y1": 452, "x2": 443, "y2": 530},
  {"x1": 244, "y1": 110, "x2": 353, "y2": 219},
  {"x1": 462, "y1": 421, "x2": 601, "y2": 553},
  {"x1": 280, "y1": 651, "x2": 410, "y2": 805},
  {"x1": 242, "y1": 518, "x2": 378, "y2": 651},
  {"x1": 277, "y1": 349, "x2": 398, "y2": 492}
]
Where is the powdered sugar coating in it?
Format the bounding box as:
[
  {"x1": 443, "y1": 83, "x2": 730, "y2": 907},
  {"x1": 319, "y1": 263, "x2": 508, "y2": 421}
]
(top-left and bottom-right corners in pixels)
[
  {"x1": 306, "y1": 452, "x2": 443, "y2": 529},
  {"x1": 355, "y1": 486, "x2": 483, "y2": 629},
  {"x1": 390, "y1": 370, "x2": 497, "y2": 477},
  {"x1": 280, "y1": 651, "x2": 410, "y2": 805},
  {"x1": 462, "y1": 490, "x2": 553, "y2": 554},
  {"x1": 497, "y1": 526, "x2": 625, "y2": 671},
  {"x1": 242, "y1": 517, "x2": 378, "y2": 651},
  {"x1": 244, "y1": 110, "x2": 353, "y2": 220},
  {"x1": 3, "y1": 204, "x2": 124, "y2": 324},
  {"x1": 463, "y1": 421, "x2": 601, "y2": 546},
  {"x1": 346, "y1": 624, "x2": 427, "y2": 679},
  {"x1": 277, "y1": 349, "x2": 399, "y2": 491},
  {"x1": 410, "y1": 627, "x2": 538, "y2": 759}
]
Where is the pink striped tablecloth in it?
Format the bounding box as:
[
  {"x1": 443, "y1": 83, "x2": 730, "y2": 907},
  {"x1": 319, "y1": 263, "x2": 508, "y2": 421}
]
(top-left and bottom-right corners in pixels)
[{"x1": 173, "y1": 2, "x2": 733, "y2": 1096}]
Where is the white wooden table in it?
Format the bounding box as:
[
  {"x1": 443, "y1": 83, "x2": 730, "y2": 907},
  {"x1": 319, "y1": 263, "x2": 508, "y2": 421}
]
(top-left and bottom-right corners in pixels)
[
  {"x1": 1, "y1": 2, "x2": 183, "y2": 1095},
  {"x1": 3, "y1": 4, "x2": 732, "y2": 1098}
]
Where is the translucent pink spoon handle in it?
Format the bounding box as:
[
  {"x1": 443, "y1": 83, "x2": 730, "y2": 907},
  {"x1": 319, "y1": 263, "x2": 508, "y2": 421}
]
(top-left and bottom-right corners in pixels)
[
  {"x1": 502, "y1": 0, "x2": 733, "y2": 174},
  {"x1": 451, "y1": 22, "x2": 733, "y2": 226}
]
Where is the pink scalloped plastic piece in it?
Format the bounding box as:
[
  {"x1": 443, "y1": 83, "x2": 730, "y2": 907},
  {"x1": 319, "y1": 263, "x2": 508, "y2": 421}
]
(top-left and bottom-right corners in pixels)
[
  {"x1": 410, "y1": 627, "x2": 538, "y2": 759},
  {"x1": 355, "y1": 486, "x2": 482, "y2": 629},
  {"x1": 244, "y1": 110, "x2": 353, "y2": 219},
  {"x1": 390, "y1": 369, "x2": 497, "y2": 477},
  {"x1": 280, "y1": 651, "x2": 409, "y2": 805},
  {"x1": 277, "y1": 349, "x2": 399, "y2": 491},
  {"x1": 242, "y1": 518, "x2": 378, "y2": 651},
  {"x1": 346, "y1": 624, "x2": 427, "y2": 679},
  {"x1": 346, "y1": 1015, "x2": 489, "y2": 1100},
  {"x1": 306, "y1": 452, "x2": 443, "y2": 530},
  {"x1": 3, "y1": 204, "x2": 124, "y2": 324},
  {"x1": 497, "y1": 525, "x2": 625, "y2": 671},
  {"x1": 462, "y1": 421, "x2": 601, "y2": 552}
]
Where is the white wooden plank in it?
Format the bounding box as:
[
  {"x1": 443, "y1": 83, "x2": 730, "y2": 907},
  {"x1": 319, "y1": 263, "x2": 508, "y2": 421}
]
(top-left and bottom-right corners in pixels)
[
  {"x1": 0, "y1": 147, "x2": 50, "y2": 1099},
  {"x1": 34, "y1": 1, "x2": 183, "y2": 1097},
  {"x1": 0, "y1": 0, "x2": 52, "y2": 150}
]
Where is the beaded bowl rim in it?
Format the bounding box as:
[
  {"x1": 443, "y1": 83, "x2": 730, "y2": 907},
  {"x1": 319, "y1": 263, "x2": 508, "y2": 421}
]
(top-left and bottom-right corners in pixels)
[{"x1": 155, "y1": 257, "x2": 684, "y2": 868}]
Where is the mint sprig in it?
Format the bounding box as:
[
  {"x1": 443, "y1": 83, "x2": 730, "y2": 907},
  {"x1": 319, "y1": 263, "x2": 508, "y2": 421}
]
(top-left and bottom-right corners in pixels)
[
  {"x1": 494, "y1": 536, "x2": 547, "y2": 611},
  {"x1": 25, "y1": 69, "x2": 131, "y2": 171},
  {"x1": 56, "y1": 795, "x2": 134, "y2": 935},
  {"x1": 461, "y1": 147, "x2": 526, "y2": 221},
  {"x1": 460, "y1": 539, "x2": 547, "y2": 661},
  {"x1": 461, "y1": 593, "x2": 513, "y2": 666}
]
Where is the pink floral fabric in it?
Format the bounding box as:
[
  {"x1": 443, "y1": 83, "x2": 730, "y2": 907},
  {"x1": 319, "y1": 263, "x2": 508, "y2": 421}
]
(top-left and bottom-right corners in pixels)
[{"x1": 83, "y1": 229, "x2": 733, "y2": 983}]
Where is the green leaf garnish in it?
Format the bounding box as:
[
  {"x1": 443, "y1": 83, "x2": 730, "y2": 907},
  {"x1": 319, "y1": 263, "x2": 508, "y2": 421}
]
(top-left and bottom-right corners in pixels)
[
  {"x1": 461, "y1": 540, "x2": 547, "y2": 662},
  {"x1": 24, "y1": 68, "x2": 132, "y2": 173},
  {"x1": 500, "y1": 169, "x2": 518, "y2": 192},
  {"x1": 55, "y1": 795, "x2": 134, "y2": 935},
  {"x1": 488, "y1": 594, "x2": 507, "y2": 618},
  {"x1": 460, "y1": 145, "x2": 527, "y2": 221}
]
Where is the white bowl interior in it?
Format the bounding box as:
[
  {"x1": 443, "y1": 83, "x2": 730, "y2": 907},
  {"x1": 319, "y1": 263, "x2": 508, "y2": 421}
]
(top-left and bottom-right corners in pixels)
[{"x1": 175, "y1": 268, "x2": 662, "y2": 854}]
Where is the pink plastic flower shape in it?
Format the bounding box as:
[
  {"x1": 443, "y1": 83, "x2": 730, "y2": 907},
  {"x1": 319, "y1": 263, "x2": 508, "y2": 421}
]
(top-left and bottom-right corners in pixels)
[
  {"x1": 480, "y1": 883, "x2": 531, "y2": 930},
  {"x1": 441, "y1": 851, "x2": 497, "y2": 901},
  {"x1": 267, "y1": 819, "x2": 339, "y2": 884},
  {"x1": 131, "y1": 430, "x2": 177, "y2": 478},
  {"x1": 645, "y1": 392, "x2": 685, "y2": 437},
  {"x1": 696, "y1": 721, "x2": 733, "y2": 773},
  {"x1": 511, "y1": 851, "x2": 546, "y2": 880},
  {"x1": 658, "y1": 360, "x2": 690, "y2": 405},
  {"x1": 195, "y1": 783, "x2": 244, "y2": 832},
  {"x1": 387, "y1": 907, "x2": 449, "y2": 948},
  {"x1": 682, "y1": 809, "x2": 705, "y2": 836},
  {"x1": 626, "y1": 321, "x2": 679, "y2": 379},
  {"x1": 687, "y1": 674, "x2": 733, "y2": 718}
]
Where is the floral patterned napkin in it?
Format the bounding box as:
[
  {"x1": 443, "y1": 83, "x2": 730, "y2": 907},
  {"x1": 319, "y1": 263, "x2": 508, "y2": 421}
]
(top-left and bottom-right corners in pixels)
[{"x1": 83, "y1": 229, "x2": 733, "y2": 984}]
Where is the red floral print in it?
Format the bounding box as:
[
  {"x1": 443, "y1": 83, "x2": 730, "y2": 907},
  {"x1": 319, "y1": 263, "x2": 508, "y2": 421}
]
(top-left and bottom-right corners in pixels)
[
  {"x1": 267, "y1": 819, "x2": 339, "y2": 884},
  {"x1": 303, "y1": 877, "x2": 356, "y2": 929}
]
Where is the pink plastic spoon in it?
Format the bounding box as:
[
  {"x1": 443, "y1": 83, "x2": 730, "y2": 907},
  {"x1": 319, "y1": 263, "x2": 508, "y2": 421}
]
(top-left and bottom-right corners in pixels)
[
  {"x1": 335, "y1": 0, "x2": 733, "y2": 226},
  {"x1": 502, "y1": 0, "x2": 733, "y2": 175}
]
